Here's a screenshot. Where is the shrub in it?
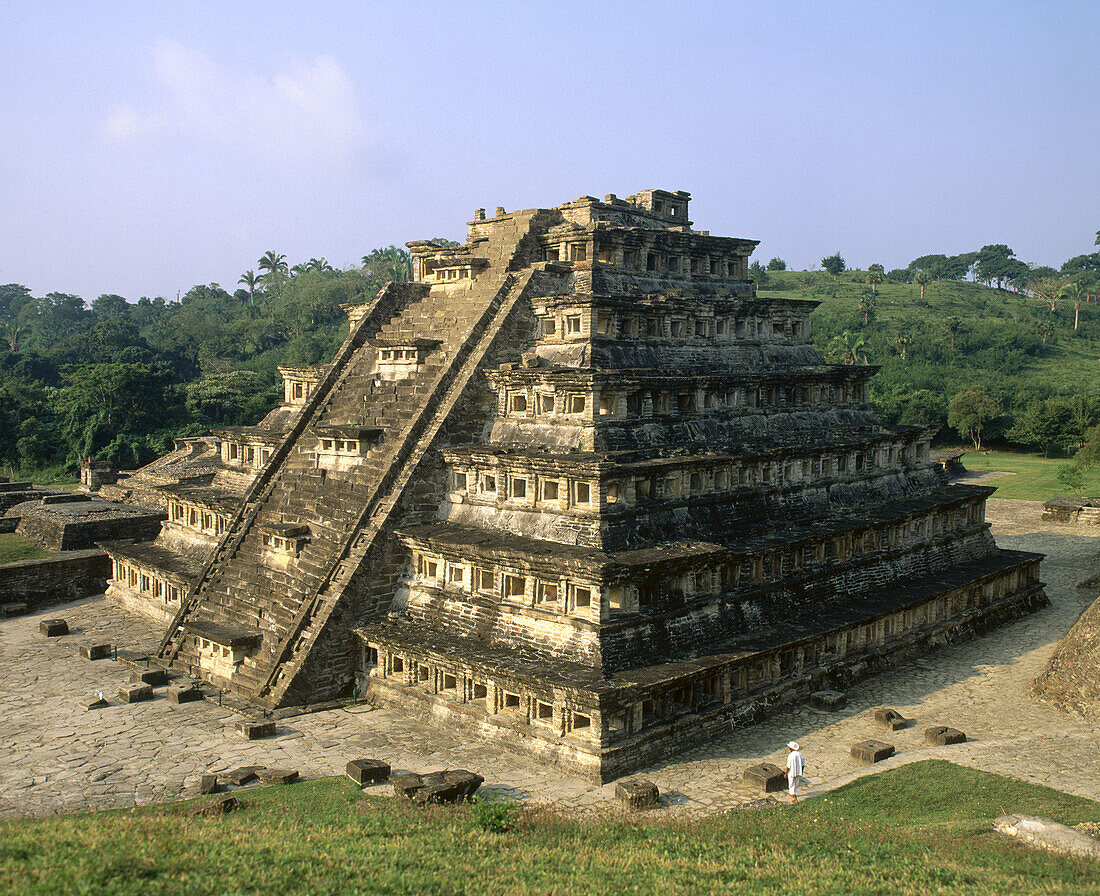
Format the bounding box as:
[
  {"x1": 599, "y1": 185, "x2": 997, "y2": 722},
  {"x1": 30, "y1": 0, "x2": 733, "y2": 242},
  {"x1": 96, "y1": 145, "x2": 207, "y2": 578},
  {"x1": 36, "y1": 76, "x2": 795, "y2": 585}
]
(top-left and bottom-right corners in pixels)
[{"x1": 472, "y1": 793, "x2": 517, "y2": 833}]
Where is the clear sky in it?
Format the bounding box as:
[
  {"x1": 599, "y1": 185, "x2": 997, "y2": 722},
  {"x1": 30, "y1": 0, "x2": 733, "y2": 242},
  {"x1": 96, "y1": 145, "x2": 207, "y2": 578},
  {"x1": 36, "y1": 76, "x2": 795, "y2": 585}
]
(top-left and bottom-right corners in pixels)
[{"x1": 3, "y1": 1, "x2": 1097, "y2": 302}]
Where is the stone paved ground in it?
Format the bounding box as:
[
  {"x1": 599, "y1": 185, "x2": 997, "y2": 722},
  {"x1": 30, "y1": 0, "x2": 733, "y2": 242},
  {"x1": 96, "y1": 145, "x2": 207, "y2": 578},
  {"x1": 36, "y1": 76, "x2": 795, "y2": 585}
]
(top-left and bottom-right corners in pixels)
[{"x1": 2, "y1": 498, "x2": 1099, "y2": 820}]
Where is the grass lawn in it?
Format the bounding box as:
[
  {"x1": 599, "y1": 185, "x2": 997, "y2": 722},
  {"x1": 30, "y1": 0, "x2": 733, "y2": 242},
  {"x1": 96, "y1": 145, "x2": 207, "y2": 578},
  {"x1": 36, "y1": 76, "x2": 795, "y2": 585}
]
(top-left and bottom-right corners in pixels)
[
  {"x1": 1, "y1": 761, "x2": 1097, "y2": 895},
  {"x1": 0, "y1": 533, "x2": 50, "y2": 564},
  {"x1": 960, "y1": 449, "x2": 1100, "y2": 502}
]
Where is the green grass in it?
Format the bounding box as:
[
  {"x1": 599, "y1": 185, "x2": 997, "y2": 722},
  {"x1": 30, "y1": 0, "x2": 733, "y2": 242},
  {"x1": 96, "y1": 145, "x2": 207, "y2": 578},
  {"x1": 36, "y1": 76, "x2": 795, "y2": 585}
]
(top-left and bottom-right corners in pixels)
[
  {"x1": 0, "y1": 533, "x2": 50, "y2": 564},
  {"x1": 960, "y1": 449, "x2": 1100, "y2": 501},
  {"x1": 1, "y1": 761, "x2": 1097, "y2": 895}
]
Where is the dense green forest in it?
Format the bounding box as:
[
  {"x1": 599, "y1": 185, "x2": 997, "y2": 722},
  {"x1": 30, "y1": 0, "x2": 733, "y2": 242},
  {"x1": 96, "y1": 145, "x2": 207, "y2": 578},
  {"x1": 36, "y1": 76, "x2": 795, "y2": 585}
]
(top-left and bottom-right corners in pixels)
[
  {"x1": 1, "y1": 238, "x2": 1098, "y2": 482},
  {"x1": 0, "y1": 247, "x2": 414, "y2": 478},
  {"x1": 756, "y1": 240, "x2": 1100, "y2": 462}
]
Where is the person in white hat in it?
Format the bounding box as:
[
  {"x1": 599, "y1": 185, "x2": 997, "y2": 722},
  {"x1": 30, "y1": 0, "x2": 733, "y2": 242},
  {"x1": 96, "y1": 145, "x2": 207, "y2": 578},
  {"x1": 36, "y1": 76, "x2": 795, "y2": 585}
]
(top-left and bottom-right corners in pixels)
[{"x1": 786, "y1": 741, "x2": 805, "y2": 802}]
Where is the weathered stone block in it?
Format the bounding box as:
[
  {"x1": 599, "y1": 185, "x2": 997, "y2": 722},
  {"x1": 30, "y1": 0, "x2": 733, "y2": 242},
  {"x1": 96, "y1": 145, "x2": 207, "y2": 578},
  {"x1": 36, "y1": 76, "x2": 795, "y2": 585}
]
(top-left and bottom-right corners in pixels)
[
  {"x1": 743, "y1": 762, "x2": 787, "y2": 793},
  {"x1": 391, "y1": 772, "x2": 425, "y2": 799},
  {"x1": 256, "y1": 768, "x2": 299, "y2": 785},
  {"x1": 346, "y1": 758, "x2": 391, "y2": 786},
  {"x1": 2, "y1": 602, "x2": 28, "y2": 618},
  {"x1": 131, "y1": 668, "x2": 169, "y2": 686},
  {"x1": 874, "y1": 708, "x2": 908, "y2": 730},
  {"x1": 413, "y1": 776, "x2": 463, "y2": 804},
  {"x1": 442, "y1": 769, "x2": 484, "y2": 798},
  {"x1": 236, "y1": 720, "x2": 276, "y2": 740},
  {"x1": 852, "y1": 740, "x2": 895, "y2": 765},
  {"x1": 84, "y1": 694, "x2": 109, "y2": 710},
  {"x1": 167, "y1": 685, "x2": 204, "y2": 704},
  {"x1": 191, "y1": 793, "x2": 240, "y2": 816},
  {"x1": 80, "y1": 643, "x2": 111, "y2": 660},
  {"x1": 118, "y1": 683, "x2": 153, "y2": 703},
  {"x1": 222, "y1": 766, "x2": 261, "y2": 786},
  {"x1": 40, "y1": 619, "x2": 68, "y2": 637},
  {"x1": 200, "y1": 774, "x2": 219, "y2": 794},
  {"x1": 810, "y1": 690, "x2": 847, "y2": 711},
  {"x1": 925, "y1": 725, "x2": 967, "y2": 746},
  {"x1": 616, "y1": 779, "x2": 660, "y2": 809}
]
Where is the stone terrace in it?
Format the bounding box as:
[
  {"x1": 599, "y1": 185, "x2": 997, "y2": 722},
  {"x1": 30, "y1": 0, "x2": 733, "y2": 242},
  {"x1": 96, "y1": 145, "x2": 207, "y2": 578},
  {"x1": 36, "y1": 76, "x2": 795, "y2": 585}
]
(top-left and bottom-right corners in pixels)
[{"x1": 2, "y1": 499, "x2": 1097, "y2": 820}]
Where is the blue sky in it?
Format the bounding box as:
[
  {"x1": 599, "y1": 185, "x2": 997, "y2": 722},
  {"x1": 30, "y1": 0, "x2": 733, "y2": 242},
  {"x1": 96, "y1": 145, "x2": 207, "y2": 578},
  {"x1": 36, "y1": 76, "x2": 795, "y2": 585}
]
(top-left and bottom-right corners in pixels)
[{"x1": 2, "y1": 1, "x2": 1097, "y2": 301}]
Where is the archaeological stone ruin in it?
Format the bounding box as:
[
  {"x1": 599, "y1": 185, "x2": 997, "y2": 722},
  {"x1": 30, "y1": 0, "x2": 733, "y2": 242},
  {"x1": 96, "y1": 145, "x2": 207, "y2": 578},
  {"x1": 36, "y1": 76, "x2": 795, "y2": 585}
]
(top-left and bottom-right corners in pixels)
[{"x1": 84, "y1": 189, "x2": 1048, "y2": 781}]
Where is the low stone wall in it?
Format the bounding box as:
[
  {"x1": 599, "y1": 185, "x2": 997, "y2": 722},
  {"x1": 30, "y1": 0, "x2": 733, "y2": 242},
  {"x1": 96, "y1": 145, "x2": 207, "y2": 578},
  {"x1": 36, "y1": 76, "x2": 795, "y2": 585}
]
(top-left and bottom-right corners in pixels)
[{"x1": 0, "y1": 549, "x2": 111, "y2": 609}]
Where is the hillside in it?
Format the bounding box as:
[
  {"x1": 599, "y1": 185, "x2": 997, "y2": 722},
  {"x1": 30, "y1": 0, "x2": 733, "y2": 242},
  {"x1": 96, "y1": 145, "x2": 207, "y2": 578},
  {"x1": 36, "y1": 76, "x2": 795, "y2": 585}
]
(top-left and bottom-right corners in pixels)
[{"x1": 759, "y1": 270, "x2": 1100, "y2": 438}]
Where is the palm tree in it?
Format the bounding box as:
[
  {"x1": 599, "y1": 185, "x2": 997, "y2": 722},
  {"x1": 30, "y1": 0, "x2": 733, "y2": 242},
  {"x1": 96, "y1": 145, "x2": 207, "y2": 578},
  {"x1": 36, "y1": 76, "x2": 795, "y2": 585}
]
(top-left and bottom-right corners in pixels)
[
  {"x1": 238, "y1": 270, "x2": 259, "y2": 307},
  {"x1": 1061, "y1": 280, "x2": 1085, "y2": 330},
  {"x1": 914, "y1": 271, "x2": 933, "y2": 301},
  {"x1": 257, "y1": 251, "x2": 289, "y2": 287},
  {"x1": 858, "y1": 291, "x2": 876, "y2": 325},
  {"x1": 362, "y1": 246, "x2": 411, "y2": 283},
  {"x1": 1, "y1": 321, "x2": 24, "y2": 352},
  {"x1": 866, "y1": 264, "x2": 884, "y2": 296},
  {"x1": 827, "y1": 331, "x2": 869, "y2": 366},
  {"x1": 306, "y1": 257, "x2": 333, "y2": 272}
]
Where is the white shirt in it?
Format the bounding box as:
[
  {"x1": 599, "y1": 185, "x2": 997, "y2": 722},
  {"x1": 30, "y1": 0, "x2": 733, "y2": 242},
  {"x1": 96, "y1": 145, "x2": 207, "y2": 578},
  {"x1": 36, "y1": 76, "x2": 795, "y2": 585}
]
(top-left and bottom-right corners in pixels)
[{"x1": 786, "y1": 750, "x2": 804, "y2": 778}]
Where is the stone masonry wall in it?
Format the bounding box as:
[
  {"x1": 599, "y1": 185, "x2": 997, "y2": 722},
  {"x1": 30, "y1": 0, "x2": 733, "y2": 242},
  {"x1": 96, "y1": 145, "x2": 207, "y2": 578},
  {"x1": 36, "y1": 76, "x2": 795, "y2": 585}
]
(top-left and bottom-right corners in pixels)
[{"x1": 0, "y1": 550, "x2": 111, "y2": 608}]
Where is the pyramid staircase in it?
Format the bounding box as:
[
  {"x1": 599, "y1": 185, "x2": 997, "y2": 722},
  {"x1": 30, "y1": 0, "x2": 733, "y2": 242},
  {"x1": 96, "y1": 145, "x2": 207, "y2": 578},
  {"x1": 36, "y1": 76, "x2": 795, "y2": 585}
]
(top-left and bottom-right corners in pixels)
[{"x1": 158, "y1": 212, "x2": 552, "y2": 707}]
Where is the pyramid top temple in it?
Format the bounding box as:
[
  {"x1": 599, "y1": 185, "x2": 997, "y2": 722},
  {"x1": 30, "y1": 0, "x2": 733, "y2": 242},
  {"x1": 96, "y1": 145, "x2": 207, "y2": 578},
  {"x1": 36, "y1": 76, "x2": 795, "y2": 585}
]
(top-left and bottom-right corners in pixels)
[{"x1": 97, "y1": 189, "x2": 1045, "y2": 781}]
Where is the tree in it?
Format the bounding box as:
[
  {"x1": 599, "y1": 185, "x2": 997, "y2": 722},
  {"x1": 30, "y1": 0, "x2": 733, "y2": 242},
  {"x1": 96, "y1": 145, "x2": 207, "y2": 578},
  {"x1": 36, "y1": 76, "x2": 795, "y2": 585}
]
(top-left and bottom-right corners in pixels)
[
  {"x1": 766, "y1": 257, "x2": 787, "y2": 271},
  {"x1": 948, "y1": 385, "x2": 998, "y2": 450},
  {"x1": 825, "y1": 331, "x2": 868, "y2": 366},
  {"x1": 913, "y1": 271, "x2": 933, "y2": 301},
  {"x1": 91, "y1": 294, "x2": 129, "y2": 318},
  {"x1": 866, "y1": 263, "x2": 884, "y2": 296},
  {"x1": 1060, "y1": 280, "x2": 1085, "y2": 330},
  {"x1": 821, "y1": 252, "x2": 846, "y2": 279},
  {"x1": 747, "y1": 260, "x2": 768, "y2": 285},
  {"x1": 974, "y1": 244, "x2": 1016, "y2": 289},
  {"x1": 893, "y1": 333, "x2": 912, "y2": 360},
  {"x1": 362, "y1": 246, "x2": 411, "y2": 283},
  {"x1": 858, "y1": 291, "x2": 876, "y2": 325},
  {"x1": 1031, "y1": 277, "x2": 1065, "y2": 312},
  {"x1": 258, "y1": 251, "x2": 289, "y2": 287},
  {"x1": 238, "y1": 270, "x2": 259, "y2": 307}
]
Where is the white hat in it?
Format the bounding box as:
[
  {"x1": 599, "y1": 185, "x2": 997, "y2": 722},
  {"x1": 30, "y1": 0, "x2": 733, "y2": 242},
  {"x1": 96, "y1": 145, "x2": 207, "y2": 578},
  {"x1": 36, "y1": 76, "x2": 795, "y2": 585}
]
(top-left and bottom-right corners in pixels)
[{"x1": 787, "y1": 741, "x2": 799, "y2": 750}]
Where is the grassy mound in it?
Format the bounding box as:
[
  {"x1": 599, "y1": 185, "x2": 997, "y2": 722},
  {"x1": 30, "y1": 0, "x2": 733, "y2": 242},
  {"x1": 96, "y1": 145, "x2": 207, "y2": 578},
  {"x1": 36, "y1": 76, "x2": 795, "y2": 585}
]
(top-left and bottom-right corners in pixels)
[{"x1": 1, "y1": 761, "x2": 1097, "y2": 894}]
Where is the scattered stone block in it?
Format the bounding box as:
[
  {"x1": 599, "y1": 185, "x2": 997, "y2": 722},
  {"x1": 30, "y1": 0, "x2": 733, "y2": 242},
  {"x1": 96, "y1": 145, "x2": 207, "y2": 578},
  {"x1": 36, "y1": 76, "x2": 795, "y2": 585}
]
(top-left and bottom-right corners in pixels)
[
  {"x1": 236, "y1": 720, "x2": 276, "y2": 740},
  {"x1": 391, "y1": 772, "x2": 426, "y2": 799},
  {"x1": 874, "y1": 708, "x2": 909, "y2": 730},
  {"x1": 222, "y1": 766, "x2": 261, "y2": 786},
  {"x1": 84, "y1": 694, "x2": 109, "y2": 711},
  {"x1": 852, "y1": 740, "x2": 895, "y2": 765},
  {"x1": 255, "y1": 768, "x2": 299, "y2": 785},
  {"x1": 118, "y1": 683, "x2": 153, "y2": 703},
  {"x1": 925, "y1": 725, "x2": 967, "y2": 746},
  {"x1": 191, "y1": 793, "x2": 240, "y2": 816},
  {"x1": 39, "y1": 619, "x2": 68, "y2": 637},
  {"x1": 616, "y1": 779, "x2": 660, "y2": 809},
  {"x1": 810, "y1": 690, "x2": 847, "y2": 711},
  {"x1": 131, "y1": 668, "x2": 169, "y2": 686},
  {"x1": 80, "y1": 643, "x2": 111, "y2": 660},
  {"x1": 167, "y1": 685, "x2": 204, "y2": 704},
  {"x1": 200, "y1": 774, "x2": 220, "y2": 795},
  {"x1": 346, "y1": 758, "x2": 391, "y2": 786},
  {"x1": 414, "y1": 774, "x2": 463, "y2": 804},
  {"x1": 2, "y1": 602, "x2": 29, "y2": 618},
  {"x1": 743, "y1": 762, "x2": 787, "y2": 794},
  {"x1": 441, "y1": 769, "x2": 483, "y2": 799}
]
